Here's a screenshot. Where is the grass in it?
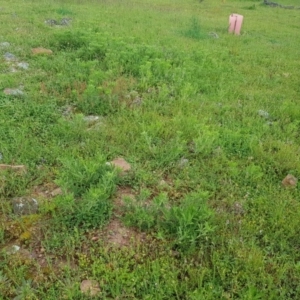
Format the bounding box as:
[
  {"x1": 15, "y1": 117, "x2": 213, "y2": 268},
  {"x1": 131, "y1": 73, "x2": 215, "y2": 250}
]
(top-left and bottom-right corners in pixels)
[{"x1": 0, "y1": 0, "x2": 300, "y2": 298}]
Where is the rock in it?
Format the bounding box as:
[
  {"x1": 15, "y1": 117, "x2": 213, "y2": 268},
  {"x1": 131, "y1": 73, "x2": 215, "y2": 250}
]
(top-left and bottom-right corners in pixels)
[
  {"x1": 0, "y1": 42, "x2": 10, "y2": 48},
  {"x1": 178, "y1": 157, "x2": 189, "y2": 169},
  {"x1": 50, "y1": 187, "x2": 63, "y2": 197},
  {"x1": 17, "y1": 62, "x2": 29, "y2": 70},
  {"x1": 44, "y1": 19, "x2": 59, "y2": 26},
  {"x1": 0, "y1": 164, "x2": 26, "y2": 173},
  {"x1": 9, "y1": 67, "x2": 18, "y2": 73},
  {"x1": 44, "y1": 18, "x2": 71, "y2": 26},
  {"x1": 31, "y1": 47, "x2": 53, "y2": 55},
  {"x1": 3, "y1": 88, "x2": 24, "y2": 96},
  {"x1": 4, "y1": 52, "x2": 17, "y2": 61},
  {"x1": 109, "y1": 158, "x2": 131, "y2": 174},
  {"x1": 83, "y1": 115, "x2": 100, "y2": 123},
  {"x1": 208, "y1": 32, "x2": 219, "y2": 39},
  {"x1": 282, "y1": 174, "x2": 298, "y2": 188},
  {"x1": 60, "y1": 18, "x2": 72, "y2": 26},
  {"x1": 258, "y1": 110, "x2": 269, "y2": 119},
  {"x1": 6, "y1": 245, "x2": 20, "y2": 254},
  {"x1": 11, "y1": 197, "x2": 39, "y2": 215},
  {"x1": 80, "y1": 280, "x2": 101, "y2": 296},
  {"x1": 131, "y1": 96, "x2": 143, "y2": 107}
]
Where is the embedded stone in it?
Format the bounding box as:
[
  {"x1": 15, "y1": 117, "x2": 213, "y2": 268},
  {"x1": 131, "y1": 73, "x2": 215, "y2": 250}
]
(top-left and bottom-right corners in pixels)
[
  {"x1": 282, "y1": 174, "x2": 297, "y2": 188},
  {"x1": 31, "y1": 47, "x2": 53, "y2": 55}
]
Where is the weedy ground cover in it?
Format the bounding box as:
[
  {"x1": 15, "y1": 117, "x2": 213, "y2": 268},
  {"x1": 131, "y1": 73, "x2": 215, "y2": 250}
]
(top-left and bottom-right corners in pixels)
[{"x1": 0, "y1": 0, "x2": 300, "y2": 298}]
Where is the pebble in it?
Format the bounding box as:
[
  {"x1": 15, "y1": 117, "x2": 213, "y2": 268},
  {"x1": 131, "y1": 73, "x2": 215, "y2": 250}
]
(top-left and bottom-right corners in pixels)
[
  {"x1": 4, "y1": 52, "x2": 16, "y2": 61},
  {"x1": 0, "y1": 42, "x2": 10, "y2": 48},
  {"x1": 258, "y1": 110, "x2": 269, "y2": 119},
  {"x1": 83, "y1": 115, "x2": 100, "y2": 123},
  {"x1": 31, "y1": 47, "x2": 53, "y2": 55},
  {"x1": 17, "y1": 62, "x2": 29, "y2": 70},
  {"x1": 11, "y1": 197, "x2": 39, "y2": 215},
  {"x1": 3, "y1": 88, "x2": 24, "y2": 96},
  {"x1": 0, "y1": 164, "x2": 26, "y2": 173},
  {"x1": 7, "y1": 245, "x2": 20, "y2": 254},
  {"x1": 178, "y1": 157, "x2": 189, "y2": 169},
  {"x1": 282, "y1": 174, "x2": 298, "y2": 188}
]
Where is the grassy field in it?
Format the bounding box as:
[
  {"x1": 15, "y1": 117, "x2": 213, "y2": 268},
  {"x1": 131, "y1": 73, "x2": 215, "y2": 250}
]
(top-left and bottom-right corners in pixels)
[{"x1": 0, "y1": 0, "x2": 300, "y2": 298}]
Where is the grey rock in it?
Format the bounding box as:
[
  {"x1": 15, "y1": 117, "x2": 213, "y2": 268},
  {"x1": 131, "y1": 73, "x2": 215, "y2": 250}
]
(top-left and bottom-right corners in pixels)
[
  {"x1": 258, "y1": 110, "x2": 269, "y2": 119},
  {"x1": 0, "y1": 42, "x2": 10, "y2": 48},
  {"x1": 3, "y1": 88, "x2": 24, "y2": 96},
  {"x1": 83, "y1": 115, "x2": 100, "y2": 123},
  {"x1": 60, "y1": 18, "x2": 72, "y2": 26},
  {"x1": 12, "y1": 197, "x2": 39, "y2": 215},
  {"x1": 6, "y1": 245, "x2": 20, "y2": 254},
  {"x1": 9, "y1": 67, "x2": 18, "y2": 73},
  {"x1": 45, "y1": 19, "x2": 59, "y2": 26},
  {"x1": 17, "y1": 62, "x2": 29, "y2": 70},
  {"x1": 178, "y1": 157, "x2": 189, "y2": 169},
  {"x1": 209, "y1": 32, "x2": 219, "y2": 39},
  {"x1": 4, "y1": 52, "x2": 17, "y2": 61}
]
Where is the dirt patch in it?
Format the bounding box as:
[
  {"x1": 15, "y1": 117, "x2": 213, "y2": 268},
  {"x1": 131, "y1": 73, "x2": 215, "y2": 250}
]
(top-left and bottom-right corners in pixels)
[{"x1": 90, "y1": 186, "x2": 146, "y2": 248}]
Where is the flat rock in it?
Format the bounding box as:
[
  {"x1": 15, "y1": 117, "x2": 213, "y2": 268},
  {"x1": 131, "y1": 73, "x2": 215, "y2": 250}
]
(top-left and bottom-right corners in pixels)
[
  {"x1": 11, "y1": 197, "x2": 39, "y2": 215},
  {"x1": 282, "y1": 174, "x2": 298, "y2": 188},
  {"x1": 0, "y1": 42, "x2": 10, "y2": 48},
  {"x1": 80, "y1": 280, "x2": 101, "y2": 296},
  {"x1": 83, "y1": 115, "x2": 100, "y2": 123},
  {"x1": 44, "y1": 19, "x2": 59, "y2": 26},
  {"x1": 17, "y1": 62, "x2": 29, "y2": 70},
  {"x1": 60, "y1": 18, "x2": 72, "y2": 26},
  {"x1": 0, "y1": 164, "x2": 26, "y2": 173},
  {"x1": 3, "y1": 88, "x2": 24, "y2": 96},
  {"x1": 4, "y1": 52, "x2": 16, "y2": 61},
  {"x1": 258, "y1": 110, "x2": 269, "y2": 119},
  {"x1": 178, "y1": 157, "x2": 189, "y2": 169},
  {"x1": 109, "y1": 158, "x2": 131, "y2": 173},
  {"x1": 31, "y1": 47, "x2": 53, "y2": 55}
]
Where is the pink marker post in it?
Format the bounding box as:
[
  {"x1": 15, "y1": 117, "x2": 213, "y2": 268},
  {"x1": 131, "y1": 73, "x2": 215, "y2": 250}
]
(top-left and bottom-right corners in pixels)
[{"x1": 229, "y1": 14, "x2": 244, "y2": 35}]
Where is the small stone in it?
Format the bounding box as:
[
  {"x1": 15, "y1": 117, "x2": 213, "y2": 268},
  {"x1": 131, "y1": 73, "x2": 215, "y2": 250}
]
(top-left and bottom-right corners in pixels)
[
  {"x1": 83, "y1": 115, "x2": 100, "y2": 123},
  {"x1": 178, "y1": 157, "x2": 189, "y2": 169},
  {"x1": 3, "y1": 88, "x2": 24, "y2": 96},
  {"x1": 9, "y1": 245, "x2": 20, "y2": 254},
  {"x1": 0, "y1": 42, "x2": 10, "y2": 48},
  {"x1": 50, "y1": 187, "x2": 63, "y2": 197},
  {"x1": 17, "y1": 62, "x2": 29, "y2": 70},
  {"x1": 80, "y1": 280, "x2": 101, "y2": 296},
  {"x1": 44, "y1": 19, "x2": 59, "y2": 26},
  {"x1": 258, "y1": 110, "x2": 269, "y2": 119},
  {"x1": 208, "y1": 32, "x2": 219, "y2": 39},
  {"x1": 4, "y1": 52, "x2": 16, "y2": 61},
  {"x1": 9, "y1": 67, "x2": 18, "y2": 73},
  {"x1": 0, "y1": 164, "x2": 26, "y2": 173},
  {"x1": 110, "y1": 158, "x2": 131, "y2": 173},
  {"x1": 131, "y1": 96, "x2": 143, "y2": 107},
  {"x1": 31, "y1": 47, "x2": 53, "y2": 55},
  {"x1": 11, "y1": 197, "x2": 39, "y2": 215},
  {"x1": 60, "y1": 18, "x2": 72, "y2": 26},
  {"x1": 40, "y1": 247, "x2": 45, "y2": 253},
  {"x1": 282, "y1": 174, "x2": 298, "y2": 188}
]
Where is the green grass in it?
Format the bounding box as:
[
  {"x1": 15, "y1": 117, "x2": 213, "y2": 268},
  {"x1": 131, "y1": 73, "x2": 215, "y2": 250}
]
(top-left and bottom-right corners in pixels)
[{"x1": 0, "y1": 0, "x2": 300, "y2": 298}]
